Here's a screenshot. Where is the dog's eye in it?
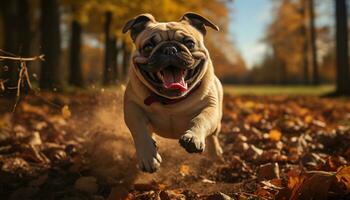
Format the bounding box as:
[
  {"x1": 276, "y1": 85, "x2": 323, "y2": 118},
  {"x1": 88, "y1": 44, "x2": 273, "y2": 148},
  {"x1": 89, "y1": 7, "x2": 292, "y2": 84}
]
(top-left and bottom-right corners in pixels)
[
  {"x1": 185, "y1": 40, "x2": 195, "y2": 49},
  {"x1": 143, "y1": 43, "x2": 154, "y2": 54}
]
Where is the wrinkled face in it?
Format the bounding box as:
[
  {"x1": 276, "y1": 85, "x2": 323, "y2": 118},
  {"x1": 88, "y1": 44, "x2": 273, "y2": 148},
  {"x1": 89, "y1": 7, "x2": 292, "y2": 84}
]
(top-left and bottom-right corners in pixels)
[{"x1": 132, "y1": 22, "x2": 209, "y2": 99}]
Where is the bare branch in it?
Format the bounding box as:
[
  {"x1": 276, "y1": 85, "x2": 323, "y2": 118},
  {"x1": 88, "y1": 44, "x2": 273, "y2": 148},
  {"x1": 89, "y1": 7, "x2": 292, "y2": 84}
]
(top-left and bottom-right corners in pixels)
[
  {"x1": 0, "y1": 54, "x2": 45, "y2": 61},
  {"x1": 0, "y1": 49, "x2": 44, "y2": 111}
]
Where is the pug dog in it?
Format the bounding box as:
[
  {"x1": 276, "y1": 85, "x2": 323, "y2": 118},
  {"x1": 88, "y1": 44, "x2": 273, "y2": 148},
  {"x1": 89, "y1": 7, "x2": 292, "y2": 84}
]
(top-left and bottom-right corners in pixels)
[{"x1": 122, "y1": 12, "x2": 223, "y2": 173}]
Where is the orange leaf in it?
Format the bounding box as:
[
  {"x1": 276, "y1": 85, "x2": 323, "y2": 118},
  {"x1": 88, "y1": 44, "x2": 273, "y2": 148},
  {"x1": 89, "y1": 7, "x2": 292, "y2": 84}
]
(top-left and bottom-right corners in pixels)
[
  {"x1": 246, "y1": 114, "x2": 262, "y2": 123},
  {"x1": 179, "y1": 165, "x2": 190, "y2": 176},
  {"x1": 287, "y1": 169, "x2": 303, "y2": 190},
  {"x1": 269, "y1": 129, "x2": 281, "y2": 141},
  {"x1": 62, "y1": 105, "x2": 71, "y2": 119},
  {"x1": 336, "y1": 166, "x2": 350, "y2": 192},
  {"x1": 304, "y1": 115, "x2": 313, "y2": 124}
]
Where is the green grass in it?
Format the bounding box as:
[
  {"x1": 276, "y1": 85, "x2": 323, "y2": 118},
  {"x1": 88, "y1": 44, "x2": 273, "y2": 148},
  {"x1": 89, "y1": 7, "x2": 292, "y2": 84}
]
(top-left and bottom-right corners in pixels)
[{"x1": 224, "y1": 84, "x2": 335, "y2": 96}]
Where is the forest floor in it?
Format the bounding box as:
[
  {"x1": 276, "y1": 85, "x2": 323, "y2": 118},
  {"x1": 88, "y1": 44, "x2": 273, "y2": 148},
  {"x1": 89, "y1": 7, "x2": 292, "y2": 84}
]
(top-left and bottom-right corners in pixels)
[{"x1": 0, "y1": 87, "x2": 349, "y2": 200}]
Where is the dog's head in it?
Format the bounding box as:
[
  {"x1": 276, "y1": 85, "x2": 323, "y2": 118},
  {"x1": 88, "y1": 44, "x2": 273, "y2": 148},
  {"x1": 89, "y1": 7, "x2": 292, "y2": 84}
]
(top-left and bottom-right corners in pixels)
[{"x1": 123, "y1": 13, "x2": 219, "y2": 99}]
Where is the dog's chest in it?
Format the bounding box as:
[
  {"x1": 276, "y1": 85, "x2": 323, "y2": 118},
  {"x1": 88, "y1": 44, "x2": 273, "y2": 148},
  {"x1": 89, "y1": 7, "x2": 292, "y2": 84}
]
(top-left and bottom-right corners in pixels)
[{"x1": 145, "y1": 104, "x2": 202, "y2": 139}]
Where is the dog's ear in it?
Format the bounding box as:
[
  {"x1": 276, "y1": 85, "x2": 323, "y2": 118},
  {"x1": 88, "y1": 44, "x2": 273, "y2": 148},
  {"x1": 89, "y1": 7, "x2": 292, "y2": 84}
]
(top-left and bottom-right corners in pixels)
[
  {"x1": 122, "y1": 13, "x2": 156, "y2": 41},
  {"x1": 180, "y1": 12, "x2": 219, "y2": 35}
]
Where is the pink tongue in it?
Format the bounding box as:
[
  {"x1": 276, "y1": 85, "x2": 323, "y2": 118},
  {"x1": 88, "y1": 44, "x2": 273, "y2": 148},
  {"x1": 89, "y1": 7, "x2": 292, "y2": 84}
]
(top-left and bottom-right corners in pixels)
[{"x1": 162, "y1": 69, "x2": 188, "y2": 92}]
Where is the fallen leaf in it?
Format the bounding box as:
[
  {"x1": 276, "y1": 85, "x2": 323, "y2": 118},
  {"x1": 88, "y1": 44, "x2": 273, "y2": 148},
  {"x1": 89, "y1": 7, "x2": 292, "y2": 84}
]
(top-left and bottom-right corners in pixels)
[
  {"x1": 207, "y1": 192, "x2": 232, "y2": 200},
  {"x1": 289, "y1": 171, "x2": 336, "y2": 200},
  {"x1": 179, "y1": 165, "x2": 190, "y2": 176},
  {"x1": 246, "y1": 113, "x2": 262, "y2": 123},
  {"x1": 61, "y1": 105, "x2": 71, "y2": 119},
  {"x1": 287, "y1": 169, "x2": 303, "y2": 190},
  {"x1": 269, "y1": 129, "x2": 281, "y2": 141},
  {"x1": 159, "y1": 190, "x2": 186, "y2": 200},
  {"x1": 336, "y1": 166, "x2": 350, "y2": 192},
  {"x1": 304, "y1": 115, "x2": 313, "y2": 124},
  {"x1": 254, "y1": 187, "x2": 274, "y2": 199},
  {"x1": 257, "y1": 163, "x2": 280, "y2": 181}
]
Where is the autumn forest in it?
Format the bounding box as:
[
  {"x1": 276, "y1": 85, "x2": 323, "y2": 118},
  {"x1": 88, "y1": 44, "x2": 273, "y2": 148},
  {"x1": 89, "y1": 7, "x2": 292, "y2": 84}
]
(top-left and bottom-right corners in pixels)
[{"x1": 0, "y1": 0, "x2": 349, "y2": 199}]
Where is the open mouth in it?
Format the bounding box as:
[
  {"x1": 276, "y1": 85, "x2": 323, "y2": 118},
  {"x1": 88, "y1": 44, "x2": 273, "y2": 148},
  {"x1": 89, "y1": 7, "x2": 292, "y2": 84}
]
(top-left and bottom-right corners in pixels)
[
  {"x1": 138, "y1": 60, "x2": 203, "y2": 92},
  {"x1": 157, "y1": 68, "x2": 188, "y2": 92}
]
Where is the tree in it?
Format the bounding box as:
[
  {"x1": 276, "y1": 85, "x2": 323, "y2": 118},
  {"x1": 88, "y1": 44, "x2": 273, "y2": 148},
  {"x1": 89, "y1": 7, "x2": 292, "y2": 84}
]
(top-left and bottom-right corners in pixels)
[
  {"x1": 40, "y1": 0, "x2": 63, "y2": 90},
  {"x1": 103, "y1": 11, "x2": 118, "y2": 85},
  {"x1": 18, "y1": 0, "x2": 32, "y2": 57},
  {"x1": 0, "y1": 0, "x2": 19, "y2": 96},
  {"x1": 334, "y1": 0, "x2": 350, "y2": 95},
  {"x1": 64, "y1": 0, "x2": 94, "y2": 87},
  {"x1": 308, "y1": 0, "x2": 319, "y2": 85},
  {"x1": 0, "y1": 0, "x2": 32, "y2": 96},
  {"x1": 265, "y1": 0, "x2": 305, "y2": 84},
  {"x1": 300, "y1": 0, "x2": 309, "y2": 85},
  {"x1": 68, "y1": 7, "x2": 84, "y2": 87}
]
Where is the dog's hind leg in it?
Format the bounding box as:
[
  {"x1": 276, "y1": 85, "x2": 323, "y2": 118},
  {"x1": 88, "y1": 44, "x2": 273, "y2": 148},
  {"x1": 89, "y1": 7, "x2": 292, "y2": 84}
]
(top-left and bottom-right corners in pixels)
[{"x1": 206, "y1": 124, "x2": 223, "y2": 157}]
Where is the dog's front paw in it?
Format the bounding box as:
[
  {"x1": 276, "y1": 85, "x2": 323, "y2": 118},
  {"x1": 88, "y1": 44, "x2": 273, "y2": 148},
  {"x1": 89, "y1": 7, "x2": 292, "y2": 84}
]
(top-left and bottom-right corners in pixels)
[
  {"x1": 136, "y1": 140, "x2": 162, "y2": 173},
  {"x1": 138, "y1": 152, "x2": 162, "y2": 173},
  {"x1": 179, "y1": 132, "x2": 205, "y2": 153}
]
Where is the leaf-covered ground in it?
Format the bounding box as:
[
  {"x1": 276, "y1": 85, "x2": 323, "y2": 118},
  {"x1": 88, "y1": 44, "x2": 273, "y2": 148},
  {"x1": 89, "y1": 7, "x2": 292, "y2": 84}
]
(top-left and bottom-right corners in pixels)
[{"x1": 0, "y1": 90, "x2": 349, "y2": 200}]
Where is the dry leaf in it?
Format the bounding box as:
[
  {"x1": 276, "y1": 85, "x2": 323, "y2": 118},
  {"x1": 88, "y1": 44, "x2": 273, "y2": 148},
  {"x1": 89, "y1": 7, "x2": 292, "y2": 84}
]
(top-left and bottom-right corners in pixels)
[
  {"x1": 179, "y1": 165, "x2": 190, "y2": 176},
  {"x1": 304, "y1": 115, "x2": 313, "y2": 124},
  {"x1": 289, "y1": 171, "x2": 336, "y2": 200},
  {"x1": 246, "y1": 113, "x2": 262, "y2": 123},
  {"x1": 287, "y1": 169, "x2": 303, "y2": 190},
  {"x1": 61, "y1": 105, "x2": 71, "y2": 119},
  {"x1": 336, "y1": 166, "x2": 350, "y2": 192},
  {"x1": 254, "y1": 187, "x2": 273, "y2": 199},
  {"x1": 269, "y1": 129, "x2": 282, "y2": 141}
]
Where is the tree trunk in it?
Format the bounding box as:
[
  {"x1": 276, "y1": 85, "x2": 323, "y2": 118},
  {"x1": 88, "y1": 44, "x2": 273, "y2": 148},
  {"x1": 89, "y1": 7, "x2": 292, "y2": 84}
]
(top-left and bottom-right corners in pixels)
[
  {"x1": 280, "y1": 61, "x2": 287, "y2": 85},
  {"x1": 111, "y1": 37, "x2": 118, "y2": 83},
  {"x1": 18, "y1": 0, "x2": 32, "y2": 94},
  {"x1": 40, "y1": 0, "x2": 62, "y2": 90},
  {"x1": 300, "y1": 0, "x2": 309, "y2": 85},
  {"x1": 308, "y1": 0, "x2": 319, "y2": 85},
  {"x1": 18, "y1": 0, "x2": 31, "y2": 57},
  {"x1": 0, "y1": 0, "x2": 19, "y2": 97},
  {"x1": 335, "y1": 0, "x2": 350, "y2": 95},
  {"x1": 103, "y1": 11, "x2": 118, "y2": 85},
  {"x1": 69, "y1": 19, "x2": 84, "y2": 87},
  {"x1": 121, "y1": 41, "x2": 131, "y2": 82}
]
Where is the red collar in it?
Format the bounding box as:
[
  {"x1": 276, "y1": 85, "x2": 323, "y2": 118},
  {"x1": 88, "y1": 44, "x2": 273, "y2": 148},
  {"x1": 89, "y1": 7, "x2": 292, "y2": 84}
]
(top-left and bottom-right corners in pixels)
[{"x1": 144, "y1": 82, "x2": 201, "y2": 106}]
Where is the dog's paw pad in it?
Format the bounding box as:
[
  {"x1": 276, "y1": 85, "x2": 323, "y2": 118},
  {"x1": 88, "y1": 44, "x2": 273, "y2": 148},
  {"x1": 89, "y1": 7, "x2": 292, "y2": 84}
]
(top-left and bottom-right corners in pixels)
[{"x1": 179, "y1": 133, "x2": 205, "y2": 153}]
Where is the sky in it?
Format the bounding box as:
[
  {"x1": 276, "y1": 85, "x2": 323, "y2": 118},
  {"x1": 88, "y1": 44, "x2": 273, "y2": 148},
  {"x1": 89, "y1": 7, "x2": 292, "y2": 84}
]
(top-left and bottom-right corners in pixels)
[
  {"x1": 229, "y1": 0, "x2": 273, "y2": 69},
  {"x1": 229, "y1": 0, "x2": 334, "y2": 69}
]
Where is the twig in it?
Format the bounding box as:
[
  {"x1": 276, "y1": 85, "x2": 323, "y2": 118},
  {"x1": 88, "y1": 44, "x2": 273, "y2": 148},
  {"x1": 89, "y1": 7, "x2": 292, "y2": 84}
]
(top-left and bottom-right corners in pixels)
[
  {"x1": 0, "y1": 49, "x2": 45, "y2": 111},
  {"x1": 0, "y1": 49, "x2": 18, "y2": 57},
  {"x1": 0, "y1": 79, "x2": 9, "y2": 91},
  {"x1": 0, "y1": 55, "x2": 45, "y2": 61}
]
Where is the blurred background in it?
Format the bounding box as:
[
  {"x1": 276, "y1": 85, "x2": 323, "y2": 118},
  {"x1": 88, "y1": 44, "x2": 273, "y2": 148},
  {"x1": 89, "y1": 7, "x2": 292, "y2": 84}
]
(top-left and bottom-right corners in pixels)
[{"x1": 0, "y1": 0, "x2": 349, "y2": 96}]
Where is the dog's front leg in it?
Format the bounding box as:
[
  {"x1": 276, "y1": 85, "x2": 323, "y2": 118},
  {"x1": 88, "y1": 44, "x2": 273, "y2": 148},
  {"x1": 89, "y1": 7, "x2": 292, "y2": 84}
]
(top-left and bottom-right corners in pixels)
[
  {"x1": 179, "y1": 103, "x2": 219, "y2": 153},
  {"x1": 124, "y1": 102, "x2": 162, "y2": 173}
]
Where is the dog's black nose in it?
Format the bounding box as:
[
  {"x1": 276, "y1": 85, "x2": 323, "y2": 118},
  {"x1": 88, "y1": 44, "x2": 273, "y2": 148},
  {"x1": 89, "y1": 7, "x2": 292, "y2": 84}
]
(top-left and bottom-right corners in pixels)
[{"x1": 163, "y1": 46, "x2": 177, "y2": 55}]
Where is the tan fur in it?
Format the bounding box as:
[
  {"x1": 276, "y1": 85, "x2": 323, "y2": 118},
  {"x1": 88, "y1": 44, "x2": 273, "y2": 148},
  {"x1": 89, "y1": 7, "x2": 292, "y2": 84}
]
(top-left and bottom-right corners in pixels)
[{"x1": 123, "y1": 14, "x2": 223, "y2": 173}]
